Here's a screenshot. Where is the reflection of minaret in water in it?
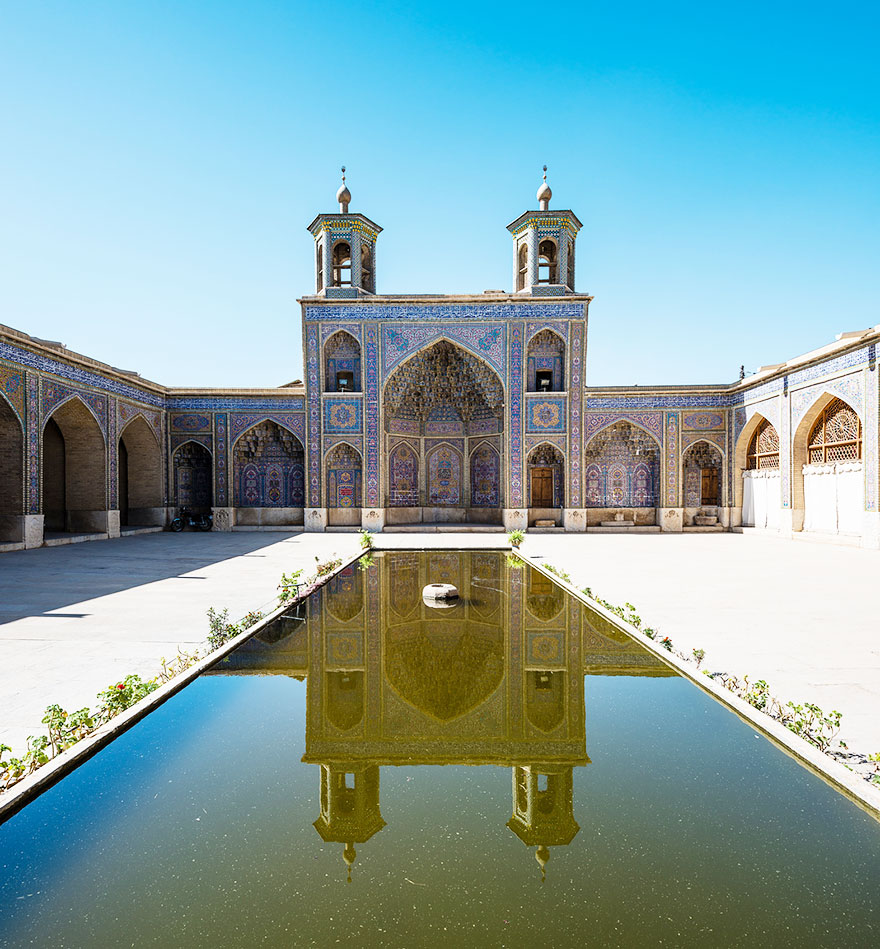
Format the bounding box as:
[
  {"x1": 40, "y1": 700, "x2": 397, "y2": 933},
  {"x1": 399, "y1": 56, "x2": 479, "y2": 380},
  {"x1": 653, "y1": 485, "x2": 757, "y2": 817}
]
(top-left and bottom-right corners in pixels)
[
  {"x1": 312, "y1": 763, "x2": 386, "y2": 882},
  {"x1": 507, "y1": 765, "x2": 580, "y2": 881}
]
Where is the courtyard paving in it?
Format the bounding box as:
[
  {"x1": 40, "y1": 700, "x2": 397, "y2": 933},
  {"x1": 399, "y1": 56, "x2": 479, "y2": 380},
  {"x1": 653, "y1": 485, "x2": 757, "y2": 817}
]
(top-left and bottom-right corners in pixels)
[{"x1": 0, "y1": 530, "x2": 877, "y2": 761}]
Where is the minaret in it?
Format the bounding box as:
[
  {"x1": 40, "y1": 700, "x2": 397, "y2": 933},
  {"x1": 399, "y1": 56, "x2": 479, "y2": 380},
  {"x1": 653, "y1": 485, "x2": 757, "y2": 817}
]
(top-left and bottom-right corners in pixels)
[
  {"x1": 307, "y1": 167, "x2": 382, "y2": 297},
  {"x1": 507, "y1": 764, "x2": 580, "y2": 880},
  {"x1": 507, "y1": 167, "x2": 582, "y2": 295}
]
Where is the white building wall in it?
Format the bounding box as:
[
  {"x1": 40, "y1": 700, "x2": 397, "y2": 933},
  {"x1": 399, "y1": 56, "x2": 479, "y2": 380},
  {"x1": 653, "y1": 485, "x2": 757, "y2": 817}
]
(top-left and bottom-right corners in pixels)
[
  {"x1": 742, "y1": 470, "x2": 780, "y2": 528},
  {"x1": 803, "y1": 462, "x2": 863, "y2": 535}
]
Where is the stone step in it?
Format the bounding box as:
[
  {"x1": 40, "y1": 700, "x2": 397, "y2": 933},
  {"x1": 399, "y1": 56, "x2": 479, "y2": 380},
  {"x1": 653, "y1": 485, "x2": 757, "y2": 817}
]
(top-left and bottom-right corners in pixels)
[
  {"x1": 599, "y1": 520, "x2": 635, "y2": 528},
  {"x1": 586, "y1": 525, "x2": 661, "y2": 533}
]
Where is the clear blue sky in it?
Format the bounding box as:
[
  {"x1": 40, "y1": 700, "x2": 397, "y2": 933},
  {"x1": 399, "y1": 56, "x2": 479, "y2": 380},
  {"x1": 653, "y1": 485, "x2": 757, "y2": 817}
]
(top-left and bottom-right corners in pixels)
[{"x1": 1, "y1": 1, "x2": 878, "y2": 388}]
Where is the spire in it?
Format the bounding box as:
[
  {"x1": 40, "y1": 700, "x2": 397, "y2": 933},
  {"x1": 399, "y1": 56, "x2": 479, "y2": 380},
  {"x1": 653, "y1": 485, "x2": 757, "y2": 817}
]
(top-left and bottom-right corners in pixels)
[
  {"x1": 537, "y1": 165, "x2": 552, "y2": 211},
  {"x1": 343, "y1": 842, "x2": 356, "y2": 883},
  {"x1": 337, "y1": 166, "x2": 351, "y2": 213},
  {"x1": 535, "y1": 845, "x2": 550, "y2": 882}
]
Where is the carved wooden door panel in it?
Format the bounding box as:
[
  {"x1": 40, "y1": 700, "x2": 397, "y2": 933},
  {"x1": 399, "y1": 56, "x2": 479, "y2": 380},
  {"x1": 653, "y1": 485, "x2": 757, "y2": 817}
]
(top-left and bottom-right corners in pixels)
[
  {"x1": 531, "y1": 468, "x2": 553, "y2": 507},
  {"x1": 701, "y1": 467, "x2": 719, "y2": 505}
]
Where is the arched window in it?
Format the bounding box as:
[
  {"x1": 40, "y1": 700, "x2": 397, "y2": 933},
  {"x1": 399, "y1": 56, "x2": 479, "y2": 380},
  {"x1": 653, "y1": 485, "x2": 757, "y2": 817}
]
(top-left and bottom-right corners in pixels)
[
  {"x1": 537, "y1": 239, "x2": 557, "y2": 284},
  {"x1": 807, "y1": 398, "x2": 861, "y2": 464},
  {"x1": 332, "y1": 241, "x2": 352, "y2": 287},
  {"x1": 517, "y1": 243, "x2": 528, "y2": 291},
  {"x1": 527, "y1": 329, "x2": 565, "y2": 392},
  {"x1": 360, "y1": 242, "x2": 373, "y2": 293},
  {"x1": 567, "y1": 239, "x2": 575, "y2": 289},
  {"x1": 746, "y1": 419, "x2": 780, "y2": 469}
]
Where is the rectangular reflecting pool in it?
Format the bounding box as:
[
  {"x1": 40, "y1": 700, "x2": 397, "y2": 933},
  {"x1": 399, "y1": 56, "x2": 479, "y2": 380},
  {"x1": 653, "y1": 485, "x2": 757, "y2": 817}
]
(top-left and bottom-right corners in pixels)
[{"x1": 1, "y1": 551, "x2": 879, "y2": 947}]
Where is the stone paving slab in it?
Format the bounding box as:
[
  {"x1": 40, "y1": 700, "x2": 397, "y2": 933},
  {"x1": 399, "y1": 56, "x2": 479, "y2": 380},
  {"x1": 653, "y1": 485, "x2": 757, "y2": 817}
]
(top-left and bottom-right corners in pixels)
[{"x1": 0, "y1": 531, "x2": 358, "y2": 754}]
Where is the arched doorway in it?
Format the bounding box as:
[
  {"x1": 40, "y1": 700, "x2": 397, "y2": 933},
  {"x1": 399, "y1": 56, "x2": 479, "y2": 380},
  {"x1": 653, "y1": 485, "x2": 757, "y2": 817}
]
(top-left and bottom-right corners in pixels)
[
  {"x1": 325, "y1": 443, "x2": 362, "y2": 526},
  {"x1": 382, "y1": 340, "x2": 504, "y2": 525},
  {"x1": 794, "y1": 396, "x2": 863, "y2": 536},
  {"x1": 0, "y1": 393, "x2": 24, "y2": 544},
  {"x1": 118, "y1": 416, "x2": 164, "y2": 527},
  {"x1": 737, "y1": 415, "x2": 780, "y2": 529},
  {"x1": 527, "y1": 444, "x2": 564, "y2": 524},
  {"x1": 583, "y1": 421, "x2": 660, "y2": 524},
  {"x1": 172, "y1": 442, "x2": 213, "y2": 512},
  {"x1": 42, "y1": 397, "x2": 107, "y2": 534},
  {"x1": 682, "y1": 441, "x2": 723, "y2": 509},
  {"x1": 232, "y1": 420, "x2": 305, "y2": 526}
]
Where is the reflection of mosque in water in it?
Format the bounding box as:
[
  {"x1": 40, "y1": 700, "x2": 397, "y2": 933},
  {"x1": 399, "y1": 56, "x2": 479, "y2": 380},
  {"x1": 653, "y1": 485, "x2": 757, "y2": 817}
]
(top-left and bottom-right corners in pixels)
[{"x1": 220, "y1": 551, "x2": 672, "y2": 879}]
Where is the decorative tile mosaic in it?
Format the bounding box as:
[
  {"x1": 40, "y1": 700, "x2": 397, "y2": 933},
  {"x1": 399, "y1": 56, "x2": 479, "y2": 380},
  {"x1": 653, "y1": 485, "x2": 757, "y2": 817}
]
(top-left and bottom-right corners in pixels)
[
  {"x1": 526, "y1": 396, "x2": 566, "y2": 433},
  {"x1": 681, "y1": 431, "x2": 725, "y2": 453},
  {"x1": 41, "y1": 380, "x2": 108, "y2": 435},
  {"x1": 233, "y1": 420, "x2": 304, "y2": 507},
  {"x1": 509, "y1": 325, "x2": 524, "y2": 506},
  {"x1": 108, "y1": 398, "x2": 118, "y2": 508},
  {"x1": 382, "y1": 324, "x2": 507, "y2": 376},
  {"x1": 665, "y1": 413, "x2": 679, "y2": 506},
  {"x1": 321, "y1": 323, "x2": 362, "y2": 344},
  {"x1": 584, "y1": 423, "x2": 659, "y2": 508},
  {"x1": 0, "y1": 340, "x2": 163, "y2": 407},
  {"x1": 326, "y1": 443, "x2": 362, "y2": 508},
  {"x1": 171, "y1": 413, "x2": 211, "y2": 432},
  {"x1": 323, "y1": 398, "x2": 363, "y2": 434},
  {"x1": 231, "y1": 413, "x2": 305, "y2": 444},
  {"x1": 584, "y1": 411, "x2": 663, "y2": 444},
  {"x1": 388, "y1": 442, "x2": 418, "y2": 506},
  {"x1": 324, "y1": 330, "x2": 362, "y2": 392},
  {"x1": 166, "y1": 397, "x2": 305, "y2": 412},
  {"x1": 215, "y1": 413, "x2": 228, "y2": 505},
  {"x1": 790, "y1": 374, "x2": 865, "y2": 431},
  {"x1": 364, "y1": 325, "x2": 379, "y2": 506},
  {"x1": 427, "y1": 444, "x2": 462, "y2": 505},
  {"x1": 682, "y1": 410, "x2": 725, "y2": 430},
  {"x1": 118, "y1": 401, "x2": 162, "y2": 444},
  {"x1": 470, "y1": 443, "x2": 500, "y2": 507},
  {"x1": 307, "y1": 325, "x2": 321, "y2": 506},
  {"x1": 26, "y1": 372, "x2": 39, "y2": 513},
  {"x1": 0, "y1": 366, "x2": 25, "y2": 421},
  {"x1": 304, "y1": 301, "x2": 587, "y2": 323},
  {"x1": 526, "y1": 321, "x2": 570, "y2": 343},
  {"x1": 569, "y1": 321, "x2": 584, "y2": 507}
]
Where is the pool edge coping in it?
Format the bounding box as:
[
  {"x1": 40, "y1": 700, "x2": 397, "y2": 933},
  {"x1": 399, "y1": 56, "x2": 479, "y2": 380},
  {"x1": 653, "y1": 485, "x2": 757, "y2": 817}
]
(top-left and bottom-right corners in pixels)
[
  {"x1": 0, "y1": 547, "x2": 365, "y2": 826},
  {"x1": 520, "y1": 551, "x2": 880, "y2": 823}
]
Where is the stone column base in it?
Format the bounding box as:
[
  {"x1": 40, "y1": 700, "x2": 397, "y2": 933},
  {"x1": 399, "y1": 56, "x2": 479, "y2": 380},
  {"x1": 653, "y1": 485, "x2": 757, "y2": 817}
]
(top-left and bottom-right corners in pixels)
[
  {"x1": 724, "y1": 506, "x2": 741, "y2": 529},
  {"x1": 502, "y1": 509, "x2": 528, "y2": 531},
  {"x1": 106, "y1": 510, "x2": 121, "y2": 538},
  {"x1": 659, "y1": 508, "x2": 683, "y2": 532},
  {"x1": 23, "y1": 514, "x2": 44, "y2": 548},
  {"x1": 211, "y1": 507, "x2": 235, "y2": 531},
  {"x1": 305, "y1": 508, "x2": 328, "y2": 532},
  {"x1": 563, "y1": 509, "x2": 586, "y2": 532},
  {"x1": 361, "y1": 508, "x2": 385, "y2": 531}
]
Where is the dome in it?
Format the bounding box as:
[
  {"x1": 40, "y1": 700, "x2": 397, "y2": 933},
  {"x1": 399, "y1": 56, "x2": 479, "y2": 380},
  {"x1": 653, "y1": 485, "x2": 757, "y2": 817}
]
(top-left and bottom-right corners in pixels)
[
  {"x1": 337, "y1": 166, "x2": 351, "y2": 212},
  {"x1": 537, "y1": 166, "x2": 551, "y2": 210}
]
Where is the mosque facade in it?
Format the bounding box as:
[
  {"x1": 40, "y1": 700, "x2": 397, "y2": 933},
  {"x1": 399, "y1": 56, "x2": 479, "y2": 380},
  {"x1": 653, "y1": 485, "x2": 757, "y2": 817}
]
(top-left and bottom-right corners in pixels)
[{"x1": 1, "y1": 174, "x2": 878, "y2": 549}]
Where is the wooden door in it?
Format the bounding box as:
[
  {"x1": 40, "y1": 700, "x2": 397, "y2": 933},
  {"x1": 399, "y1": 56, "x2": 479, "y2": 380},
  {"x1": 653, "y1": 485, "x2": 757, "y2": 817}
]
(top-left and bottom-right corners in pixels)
[
  {"x1": 700, "y1": 467, "x2": 719, "y2": 505},
  {"x1": 531, "y1": 467, "x2": 553, "y2": 507}
]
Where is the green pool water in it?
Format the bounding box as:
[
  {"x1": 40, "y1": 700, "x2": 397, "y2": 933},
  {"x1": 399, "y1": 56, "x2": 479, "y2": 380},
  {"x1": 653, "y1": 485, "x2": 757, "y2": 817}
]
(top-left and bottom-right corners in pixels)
[{"x1": 1, "y1": 550, "x2": 878, "y2": 947}]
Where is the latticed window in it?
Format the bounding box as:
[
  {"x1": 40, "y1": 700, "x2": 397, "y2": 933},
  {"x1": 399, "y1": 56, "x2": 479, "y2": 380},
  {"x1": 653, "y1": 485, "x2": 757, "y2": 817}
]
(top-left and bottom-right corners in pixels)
[
  {"x1": 746, "y1": 419, "x2": 780, "y2": 469},
  {"x1": 807, "y1": 398, "x2": 861, "y2": 464}
]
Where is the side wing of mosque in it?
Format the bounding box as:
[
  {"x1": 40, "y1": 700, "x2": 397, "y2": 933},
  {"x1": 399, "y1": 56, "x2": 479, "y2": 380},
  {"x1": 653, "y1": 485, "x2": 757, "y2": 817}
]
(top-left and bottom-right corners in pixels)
[{"x1": 1, "y1": 172, "x2": 878, "y2": 549}]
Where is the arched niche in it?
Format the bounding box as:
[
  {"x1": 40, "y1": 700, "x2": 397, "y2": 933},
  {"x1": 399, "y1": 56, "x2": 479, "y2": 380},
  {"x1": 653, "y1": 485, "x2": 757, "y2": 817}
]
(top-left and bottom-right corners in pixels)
[
  {"x1": 682, "y1": 440, "x2": 723, "y2": 508},
  {"x1": 793, "y1": 394, "x2": 863, "y2": 535},
  {"x1": 118, "y1": 416, "x2": 164, "y2": 527},
  {"x1": 526, "y1": 670, "x2": 566, "y2": 733},
  {"x1": 0, "y1": 392, "x2": 25, "y2": 543},
  {"x1": 325, "y1": 443, "x2": 362, "y2": 526},
  {"x1": 388, "y1": 442, "x2": 419, "y2": 507},
  {"x1": 324, "y1": 671, "x2": 365, "y2": 732},
  {"x1": 42, "y1": 396, "x2": 107, "y2": 533},
  {"x1": 735, "y1": 414, "x2": 781, "y2": 528},
  {"x1": 527, "y1": 443, "x2": 565, "y2": 512},
  {"x1": 470, "y1": 443, "x2": 500, "y2": 508},
  {"x1": 527, "y1": 329, "x2": 565, "y2": 392},
  {"x1": 172, "y1": 441, "x2": 213, "y2": 511},
  {"x1": 324, "y1": 331, "x2": 362, "y2": 393},
  {"x1": 426, "y1": 443, "x2": 463, "y2": 507},
  {"x1": 583, "y1": 421, "x2": 660, "y2": 510},
  {"x1": 232, "y1": 420, "x2": 304, "y2": 525}
]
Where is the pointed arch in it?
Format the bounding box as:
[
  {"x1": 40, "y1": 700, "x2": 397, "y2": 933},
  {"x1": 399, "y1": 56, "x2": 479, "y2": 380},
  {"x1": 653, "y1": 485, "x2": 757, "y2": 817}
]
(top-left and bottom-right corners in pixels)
[
  {"x1": 583, "y1": 421, "x2": 661, "y2": 509},
  {"x1": 527, "y1": 442, "x2": 565, "y2": 510},
  {"x1": 426, "y1": 442, "x2": 463, "y2": 506},
  {"x1": 41, "y1": 393, "x2": 105, "y2": 439},
  {"x1": 324, "y1": 330, "x2": 362, "y2": 393},
  {"x1": 384, "y1": 333, "x2": 506, "y2": 383},
  {"x1": 734, "y1": 413, "x2": 778, "y2": 509},
  {"x1": 681, "y1": 439, "x2": 724, "y2": 507},
  {"x1": 527, "y1": 328, "x2": 566, "y2": 392},
  {"x1": 0, "y1": 389, "x2": 25, "y2": 542},
  {"x1": 42, "y1": 395, "x2": 107, "y2": 532},
  {"x1": 118, "y1": 415, "x2": 164, "y2": 526},
  {"x1": 469, "y1": 441, "x2": 500, "y2": 508},
  {"x1": 172, "y1": 440, "x2": 213, "y2": 511},
  {"x1": 233, "y1": 419, "x2": 304, "y2": 510},
  {"x1": 793, "y1": 392, "x2": 863, "y2": 535},
  {"x1": 325, "y1": 442, "x2": 363, "y2": 510},
  {"x1": 388, "y1": 441, "x2": 419, "y2": 507}
]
